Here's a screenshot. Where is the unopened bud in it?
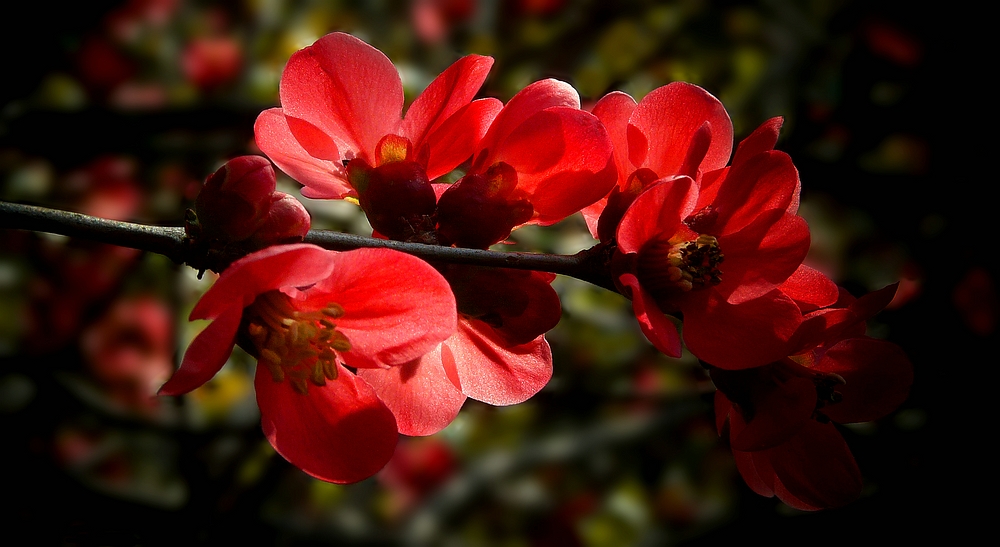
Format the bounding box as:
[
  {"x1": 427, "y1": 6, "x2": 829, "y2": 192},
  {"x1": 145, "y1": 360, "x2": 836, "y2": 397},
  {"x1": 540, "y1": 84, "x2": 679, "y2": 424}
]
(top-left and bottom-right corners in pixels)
[
  {"x1": 195, "y1": 156, "x2": 278, "y2": 241},
  {"x1": 247, "y1": 192, "x2": 312, "y2": 247}
]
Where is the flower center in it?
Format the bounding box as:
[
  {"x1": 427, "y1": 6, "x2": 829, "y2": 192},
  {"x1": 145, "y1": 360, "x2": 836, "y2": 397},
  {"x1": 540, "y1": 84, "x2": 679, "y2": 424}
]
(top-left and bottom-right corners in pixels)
[
  {"x1": 638, "y1": 234, "x2": 724, "y2": 295},
  {"x1": 245, "y1": 291, "x2": 351, "y2": 395}
]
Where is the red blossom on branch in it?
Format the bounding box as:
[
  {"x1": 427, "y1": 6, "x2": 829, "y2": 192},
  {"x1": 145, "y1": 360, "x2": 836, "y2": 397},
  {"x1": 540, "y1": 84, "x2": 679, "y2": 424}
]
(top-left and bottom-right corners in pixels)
[
  {"x1": 583, "y1": 82, "x2": 733, "y2": 242},
  {"x1": 612, "y1": 118, "x2": 811, "y2": 369},
  {"x1": 435, "y1": 78, "x2": 616, "y2": 247},
  {"x1": 159, "y1": 244, "x2": 457, "y2": 483},
  {"x1": 254, "y1": 32, "x2": 499, "y2": 209},
  {"x1": 712, "y1": 282, "x2": 913, "y2": 509}
]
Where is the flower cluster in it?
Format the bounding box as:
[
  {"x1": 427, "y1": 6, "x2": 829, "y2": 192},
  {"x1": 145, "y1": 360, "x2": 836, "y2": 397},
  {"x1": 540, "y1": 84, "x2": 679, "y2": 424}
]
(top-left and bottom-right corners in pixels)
[{"x1": 161, "y1": 32, "x2": 911, "y2": 506}]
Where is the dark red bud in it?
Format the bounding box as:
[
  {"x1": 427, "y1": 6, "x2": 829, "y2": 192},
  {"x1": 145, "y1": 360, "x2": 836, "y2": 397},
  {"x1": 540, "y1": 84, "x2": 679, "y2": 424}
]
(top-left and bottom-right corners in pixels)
[
  {"x1": 247, "y1": 192, "x2": 312, "y2": 247},
  {"x1": 195, "y1": 156, "x2": 277, "y2": 241}
]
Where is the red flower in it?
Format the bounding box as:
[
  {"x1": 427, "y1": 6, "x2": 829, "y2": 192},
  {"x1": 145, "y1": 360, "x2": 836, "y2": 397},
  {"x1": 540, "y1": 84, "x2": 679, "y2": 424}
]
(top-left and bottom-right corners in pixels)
[
  {"x1": 612, "y1": 118, "x2": 810, "y2": 368},
  {"x1": 712, "y1": 283, "x2": 913, "y2": 509},
  {"x1": 583, "y1": 82, "x2": 734, "y2": 242},
  {"x1": 159, "y1": 244, "x2": 457, "y2": 483},
  {"x1": 435, "y1": 78, "x2": 616, "y2": 247},
  {"x1": 254, "y1": 32, "x2": 500, "y2": 206}
]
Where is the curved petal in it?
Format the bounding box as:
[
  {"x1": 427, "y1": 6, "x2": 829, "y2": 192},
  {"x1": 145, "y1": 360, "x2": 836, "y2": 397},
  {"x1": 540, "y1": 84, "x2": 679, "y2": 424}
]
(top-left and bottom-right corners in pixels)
[
  {"x1": 628, "y1": 82, "x2": 733, "y2": 176},
  {"x1": 768, "y1": 420, "x2": 862, "y2": 509},
  {"x1": 779, "y1": 264, "x2": 840, "y2": 312},
  {"x1": 619, "y1": 273, "x2": 682, "y2": 357},
  {"x1": 683, "y1": 289, "x2": 801, "y2": 370},
  {"x1": 494, "y1": 106, "x2": 616, "y2": 224},
  {"x1": 191, "y1": 244, "x2": 337, "y2": 321},
  {"x1": 729, "y1": 412, "x2": 776, "y2": 498},
  {"x1": 158, "y1": 306, "x2": 242, "y2": 395},
  {"x1": 254, "y1": 109, "x2": 353, "y2": 199},
  {"x1": 733, "y1": 449, "x2": 777, "y2": 499},
  {"x1": 357, "y1": 345, "x2": 467, "y2": 436},
  {"x1": 423, "y1": 98, "x2": 503, "y2": 180},
  {"x1": 815, "y1": 338, "x2": 913, "y2": 424},
  {"x1": 256, "y1": 365, "x2": 398, "y2": 484},
  {"x1": 710, "y1": 151, "x2": 800, "y2": 235},
  {"x1": 716, "y1": 212, "x2": 811, "y2": 304},
  {"x1": 402, "y1": 54, "x2": 494, "y2": 149},
  {"x1": 279, "y1": 32, "x2": 402, "y2": 161},
  {"x1": 592, "y1": 90, "x2": 638, "y2": 191},
  {"x1": 731, "y1": 376, "x2": 816, "y2": 451},
  {"x1": 305, "y1": 248, "x2": 457, "y2": 368},
  {"x1": 448, "y1": 320, "x2": 552, "y2": 406},
  {"x1": 475, "y1": 78, "x2": 580, "y2": 168},
  {"x1": 616, "y1": 177, "x2": 698, "y2": 254},
  {"x1": 731, "y1": 117, "x2": 783, "y2": 168}
]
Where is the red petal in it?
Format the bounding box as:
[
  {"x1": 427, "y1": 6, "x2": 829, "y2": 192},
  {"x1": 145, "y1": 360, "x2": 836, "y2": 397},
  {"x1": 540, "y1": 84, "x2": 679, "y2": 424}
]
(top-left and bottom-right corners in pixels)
[
  {"x1": 279, "y1": 32, "x2": 402, "y2": 161},
  {"x1": 772, "y1": 476, "x2": 823, "y2": 511},
  {"x1": 592, "y1": 90, "x2": 638, "y2": 193},
  {"x1": 306, "y1": 248, "x2": 456, "y2": 369},
  {"x1": 476, "y1": 78, "x2": 580, "y2": 168},
  {"x1": 815, "y1": 338, "x2": 913, "y2": 424},
  {"x1": 402, "y1": 54, "x2": 494, "y2": 150},
  {"x1": 256, "y1": 365, "x2": 398, "y2": 484},
  {"x1": 779, "y1": 264, "x2": 840, "y2": 312},
  {"x1": 357, "y1": 346, "x2": 467, "y2": 436},
  {"x1": 158, "y1": 307, "x2": 242, "y2": 396},
  {"x1": 493, "y1": 106, "x2": 616, "y2": 224},
  {"x1": 616, "y1": 177, "x2": 698, "y2": 254},
  {"x1": 850, "y1": 282, "x2": 899, "y2": 323},
  {"x1": 448, "y1": 320, "x2": 552, "y2": 406},
  {"x1": 423, "y1": 98, "x2": 503, "y2": 180},
  {"x1": 254, "y1": 109, "x2": 353, "y2": 199},
  {"x1": 767, "y1": 420, "x2": 862, "y2": 509},
  {"x1": 683, "y1": 290, "x2": 801, "y2": 370},
  {"x1": 729, "y1": 412, "x2": 777, "y2": 498},
  {"x1": 710, "y1": 151, "x2": 800, "y2": 235},
  {"x1": 191, "y1": 244, "x2": 336, "y2": 321},
  {"x1": 731, "y1": 376, "x2": 816, "y2": 451},
  {"x1": 730, "y1": 117, "x2": 783, "y2": 168},
  {"x1": 716, "y1": 212, "x2": 811, "y2": 304},
  {"x1": 628, "y1": 82, "x2": 733, "y2": 177},
  {"x1": 619, "y1": 274, "x2": 682, "y2": 357}
]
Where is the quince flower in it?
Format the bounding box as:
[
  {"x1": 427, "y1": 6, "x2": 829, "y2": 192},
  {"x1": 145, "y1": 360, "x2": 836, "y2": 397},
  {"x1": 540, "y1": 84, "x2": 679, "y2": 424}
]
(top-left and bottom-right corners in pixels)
[
  {"x1": 612, "y1": 118, "x2": 810, "y2": 368},
  {"x1": 712, "y1": 283, "x2": 913, "y2": 509},
  {"x1": 159, "y1": 244, "x2": 457, "y2": 483},
  {"x1": 254, "y1": 32, "x2": 500, "y2": 216}
]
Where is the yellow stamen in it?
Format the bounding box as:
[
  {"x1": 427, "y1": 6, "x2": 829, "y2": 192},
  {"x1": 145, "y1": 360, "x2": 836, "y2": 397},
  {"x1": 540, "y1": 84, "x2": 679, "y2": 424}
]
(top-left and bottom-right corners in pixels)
[{"x1": 244, "y1": 292, "x2": 353, "y2": 395}]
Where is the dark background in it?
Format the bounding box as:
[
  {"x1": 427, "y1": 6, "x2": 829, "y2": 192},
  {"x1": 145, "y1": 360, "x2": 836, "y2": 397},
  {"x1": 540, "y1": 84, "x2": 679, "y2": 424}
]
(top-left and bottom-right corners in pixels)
[{"x1": 1, "y1": 0, "x2": 989, "y2": 544}]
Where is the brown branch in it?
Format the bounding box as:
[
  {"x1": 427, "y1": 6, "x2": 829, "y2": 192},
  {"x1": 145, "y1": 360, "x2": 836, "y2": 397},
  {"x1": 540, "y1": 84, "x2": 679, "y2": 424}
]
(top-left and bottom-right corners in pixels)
[{"x1": 0, "y1": 201, "x2": 617, "y2": 291}]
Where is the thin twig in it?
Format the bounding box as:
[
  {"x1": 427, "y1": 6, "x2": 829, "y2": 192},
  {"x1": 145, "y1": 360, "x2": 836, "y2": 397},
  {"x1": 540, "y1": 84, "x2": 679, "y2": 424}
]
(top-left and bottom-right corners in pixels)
[{"x1": 1, "y1": 201, "x2": 618, "y2": 291}]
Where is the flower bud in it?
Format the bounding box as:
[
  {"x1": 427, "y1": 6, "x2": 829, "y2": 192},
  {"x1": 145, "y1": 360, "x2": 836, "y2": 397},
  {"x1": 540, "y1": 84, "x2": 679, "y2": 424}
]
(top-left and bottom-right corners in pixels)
[
  {"x1": 195, "y1": 156, "x2": 277, "y2": 241},
  {"x1": 247, "y1": 192, "x2": 312, "y2": 247}
]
